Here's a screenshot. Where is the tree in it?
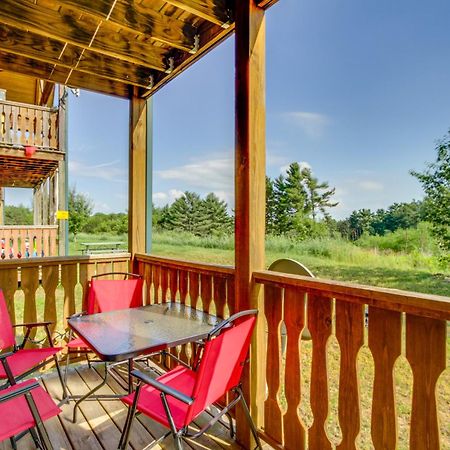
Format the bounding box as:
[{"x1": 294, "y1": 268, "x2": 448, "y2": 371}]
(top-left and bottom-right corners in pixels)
[
  {"x1": 197, "y1": 193, "x2": 232, "y2": 236},
  {"x1": 68, "y1": 187, "x2": 93, "y2": 240},
  {"x1": 4, "y1": 205, "x2": 33, "y2": 225},
  {"x1": 411, "y1": 130, "x2": 450, "y2": 256},
  {"x1": 302, "y1": 167, "x2": 338, "y2": 221},
  {"x1": 265, "y1": 176, "x2": 277, "y2": 234},
  {"x1": 168, "y1": 191, "x2": 203, "y2": 234}
]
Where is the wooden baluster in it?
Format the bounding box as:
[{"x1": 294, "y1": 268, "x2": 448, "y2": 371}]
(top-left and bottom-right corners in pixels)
[
  {"x1": 112, "y1": 259, "x2": 129, "y2": 274},
  {"x1": 336, "y1": 300, "x2": 364, "y2": 450},
  {"x1": 178, "y1": 269, "x2": 190, "y2": 364},
  {"x1": 160, "y1": 266, "x2": 169, "y2": 302},
  {"x1": 61, "y1": 264, "x2": 77, "y2": 328},
  {"x1": 19, "y1": 107, "x2": 26, "y2": 145},
  {"x1": 142, "y1": 263, "x2": 153, "y2": 305},
  {"x1": 42, "y1": 265, "x2": 59, "y2": 341},
  {"x1": 263, "y1": 283, "x2": 283, "y2": 445},
  {"x1": 283, "y1": 286, "x2": 306, "y2": 450},
  {"x1": 42, "y1": 110, "x2": 50, "y2": 147},
  {"x1": 308, "y1": 294, "x2": 333, "y2": 450},
  {"x1": 169, "y1": 268, "x2": 178, "y2": 302},
  {"x1": 0, "y1": 103, "x2": 4, "y2": 142},
  {"x1": 406, "y1": 314, "x2": 446, "y2": 450},
  {"x1": 79, "y1": 262, "x2": 96, "y2": 312},
  {"x1": 96, "y1": 261, "x2": 112, "y2": 278},
  {"x1": 20, "y1": 266, "x2": 40, "y2": 342},
  {"x1": 227, "y1": 275, "x2": 236, "y2": 315},
  {"x1": 188, "y1": 271, "x2": 199, "y2": 310},
  {"x1": 11, "y1": 107, "x2": 18, "y2": 145},
  {"x1": 368, "y1": 307, "x2": 401, "y2": 450},
  {"x1": 35, "y1": 108, "x2": 43, "y2": 146},
  {"x1": 152, "y1": 264, "x2": 161, "y2": 303},
  {"x1": 50, "y1": 111, "x2": 58, "y2": 148},
  {"x1": 0, "y1": 267, "x2": 18, "y2": 326},
  {"x1": 4, "y1": 105, "x2": 11, "y2": 144},
  {"x1": 179, "y1": 269, "x2": 188, "y2": 305},
  {"x1": 213, "y1": 276, "x2": 227, "y2": 319},
  {"x1": 200, "y1": 273, "x2": 213, "y2": 314},
  {"x1": 42, "y1": 227, "x2": 50, "y2": 257}
]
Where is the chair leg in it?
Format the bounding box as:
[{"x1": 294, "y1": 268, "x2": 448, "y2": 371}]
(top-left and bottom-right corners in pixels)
[
  {"x1": 54, "y1": 355, "x2": 68, "y2": 401},
  {"x1": 63, "y1": 349, "x2": 71, "y2": 387},
  {"x1": 236, "y1": 387, "x2": 263, "y2": 450},
  {"x1": 118, "y1": 384, "x2": 141, "y2": 449},
  {"x1": 30, "y1": 427, "x2": 43, "y2": 449},
  {"x1": 173, "y1": 434, "x2": 184, "y2": 450},
  {"x1": 9, "y1": 437, "x2": 17, "y2": 450},
  {"x1": 25, "y1": 392, "x2": 53, "y2": 450}
]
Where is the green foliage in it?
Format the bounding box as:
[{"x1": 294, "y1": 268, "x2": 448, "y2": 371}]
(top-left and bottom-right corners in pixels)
[
  {"x1": 266, "y1": 162, "x2": 339, "y2": 236},
  {"x1": 411, "y1": 129, "x2": 450, "y2": 258},
  {"x1": 68, "y1": 187, "x2": 93, "y2": 240},
  {"x1": 197, "y1": 193, "x2": 233, "y2": 235},
  {"x1": 83, "y1": 212, "x2": 128, "y2": 235},
  {"x1": 4, "y1": 205, "x2": 33, "y2": 225}
]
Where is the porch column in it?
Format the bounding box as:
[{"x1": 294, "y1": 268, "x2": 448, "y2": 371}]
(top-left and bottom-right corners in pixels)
[
  {"x1": 129, "y1": 90, "x2": 152, "y2": 256},
  {"x1": 0, "y1": 187, "x2": 4, "y2": 225},
  {"x1": 235, "y1": 0, "x2": 266, "y2": 447}
]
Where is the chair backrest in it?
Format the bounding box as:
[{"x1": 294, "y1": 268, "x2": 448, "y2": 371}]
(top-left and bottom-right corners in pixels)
[
  {"x1": 87, "y1": 277, "x2": 144, "y2": 315},
  {"x1": 0, "y1": 290, "x2": 16, "y2": 350},
  {"x1": 184, "y1": 311, "x2": 257, "y2": 426}
]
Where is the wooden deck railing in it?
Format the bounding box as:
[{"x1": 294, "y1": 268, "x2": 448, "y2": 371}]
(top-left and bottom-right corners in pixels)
[
  {"x1": 134, "y1": 254, "x2": 235, "y2": 365},
  {"x1": 254, "y1": 270, "x2": 450, "y2": 450},
  {"x1": 0, "y1": 225, "x2": 59, "y2": 258},
  {"x1": 0, "y1": 99, "x2": 58, "y2": 149},
  {"x1": 0, "y1": 254, "x2": 130, "y2": 341}
]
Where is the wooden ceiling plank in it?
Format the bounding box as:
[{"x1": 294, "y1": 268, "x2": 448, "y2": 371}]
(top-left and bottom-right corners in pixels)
[
  {"x1": 0, "y1": 51, "x2": 130, "y2": 98},
  {"x1": 164, "y1": 0, "x2": 232, "y2": 27},
  {"x1": 0, "y1": 24, "x2": 154, "y2": 88},
  {"x1": 257, "y1": 0, "x2": 280, "y2": 8},
  {"x1": 0, "y1": 0, "x2": 169, "y2": 72},
  {"x1": 55, "y1": 0, "x2": 198, "y2": 52}
]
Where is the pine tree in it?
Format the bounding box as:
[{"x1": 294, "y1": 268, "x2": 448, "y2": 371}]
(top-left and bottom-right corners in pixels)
[
  {"x1": 168, "y1": 191, "x2": 203, "y2": 234},
  {"x1": 272, "y1": 174, "x2": 292, "y2": 234},
  {"x1": 197, "y1": 193, "x2": 232, "y2": 235},
  {"x1": 265, "y1": 176, "x2": 276, "y2": 234}
]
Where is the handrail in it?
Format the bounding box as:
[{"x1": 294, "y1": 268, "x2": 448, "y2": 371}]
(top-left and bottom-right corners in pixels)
[
  {"x1": 0, "y1": 99, "x2": 57, "y2": 112},
  {"x1": 135, "y1": 253, "x2": 235, "y2": 276},
  {"x1": 254, "y1": 269, "x2": 450, "y2": 320}
]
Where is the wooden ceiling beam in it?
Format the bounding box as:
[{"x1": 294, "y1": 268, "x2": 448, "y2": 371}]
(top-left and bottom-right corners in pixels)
[
  {"x1": 0, "y1": 24, "x2": 154, "y2": 88},
  {"x1": 0, "y1": 0, "x2": 170, "y2": 72},
  {"x1": 38, "y1": 81, "x2": 55, "y2": 106},
  {"x1": 164, "y1": 0, "x2": 232, "y2": 27},
  {"x1": 0, "y1": 51, "x2": 130, "y2": 98},
  {"x1": 55, "y1": 0, "x2": 198, "y2": 53},
  {"x1": 257, "y1": 0, "x2": 280, "y2": 9}
]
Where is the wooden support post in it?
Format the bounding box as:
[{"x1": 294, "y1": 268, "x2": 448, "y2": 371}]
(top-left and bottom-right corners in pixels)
[
  {"x1": 49, "y1": 174, "x2": 58, "y2": 225},
  {"x1": 42, "y1": 178, "x2": 49, "y2": 225},
  {"x1": 0, "y1": 187, "x2": 4, "y2": 225},
  {"x1": 33, "y1": 183, "x2": 43, "y2": 225},
  {"x1": 129, "y1": 89, "x2": 150, "y2": 256},
  {"x1": 234, "y1": 0, "x2": 266, "y2": 447},
  {"x1": 58, "y1": 86, "x2": 68, "y2": 256}
]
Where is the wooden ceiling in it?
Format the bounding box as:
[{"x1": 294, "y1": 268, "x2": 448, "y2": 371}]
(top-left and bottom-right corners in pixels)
[{"x1": 0, "y1": 0, "x2": 277, "y2": 99}]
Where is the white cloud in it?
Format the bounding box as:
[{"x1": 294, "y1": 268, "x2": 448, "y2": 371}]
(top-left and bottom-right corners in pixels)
[
  {"x1": 284, "y1": 111, "x2": 330, "y2": 138},
  {"x1": 358, "y1": 180, "x2": 384, "y2": 191},
  {"x1": 68, "y1": 159, "x2": 127, "y2": 183},
  {"x1": 153, "y1": 189, "x2": 184, "y2": 207},
  {"x1": 156, "y1": 157, "x2": 233, "y2": 193}
]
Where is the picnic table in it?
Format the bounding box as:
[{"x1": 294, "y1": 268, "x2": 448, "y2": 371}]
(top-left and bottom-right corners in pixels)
[{"x1": 80, "y1": 242, "x2": 124, "y2": 255}]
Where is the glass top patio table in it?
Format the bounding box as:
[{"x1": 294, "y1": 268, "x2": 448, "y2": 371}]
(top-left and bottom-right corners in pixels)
[{"x1": 68, "y1": 303, "x2": 221, "y2": 362}]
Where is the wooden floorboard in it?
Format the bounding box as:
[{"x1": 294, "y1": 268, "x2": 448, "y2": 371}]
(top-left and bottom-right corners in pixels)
[{"x1": 0, "y1": 363, "x2": 247, "y2": 450}]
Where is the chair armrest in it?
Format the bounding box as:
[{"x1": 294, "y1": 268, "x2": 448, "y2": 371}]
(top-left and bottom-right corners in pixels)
[
  {"x1": 0, "y1": 351, "x2": 14, "y2": 360},
  {"x1": 13, "y1": 321, "x2": 52, "y2": 329},
  {"x1": 130, "y1": 370, "x2": 194, "y2": 405},
  {"x1": 0, "y1": 380, "x2": 40, "y2": 403},
  {"x1": 67, "y1": 311, "x2": 87, "y2": 320}
]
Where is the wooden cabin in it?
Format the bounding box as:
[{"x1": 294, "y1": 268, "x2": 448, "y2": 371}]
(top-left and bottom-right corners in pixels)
[{"x1": 0, "y1": 1, "x2": 448, "y2": 449}]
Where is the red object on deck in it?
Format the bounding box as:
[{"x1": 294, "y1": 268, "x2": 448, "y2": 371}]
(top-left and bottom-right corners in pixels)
[
  {"x1": 0, "y1": 379, "x2": 61, "y2": 441},
  {"x1": 0, "y1": 290, "x2": 62, "y2": 382},
  {"x1": 24, "y1": 146, "x2": 37, "y2": 158}
]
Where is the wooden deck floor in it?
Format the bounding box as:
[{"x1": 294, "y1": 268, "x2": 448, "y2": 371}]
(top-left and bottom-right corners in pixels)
[{"x1": 1, "y1": 363, "x2": 248, "y2": 450}]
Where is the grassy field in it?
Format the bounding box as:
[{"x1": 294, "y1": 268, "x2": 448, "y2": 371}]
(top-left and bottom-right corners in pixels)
[{"x1": 70, "y1": 231, "x2": 450, "y2": 296}]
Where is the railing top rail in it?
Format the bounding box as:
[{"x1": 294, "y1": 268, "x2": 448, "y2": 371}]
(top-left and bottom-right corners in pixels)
[
  {"x1": 0, "y1": 252, "x2": 131, "y2": 269},
  {"x1": 135, "y1": 253, "x2": 235, "y2": 276},
  {"x1": 0, "y1": 99, "x2": 58, "y2": 112},
  {"x1": 254, "y1": 269, "x2": 450, "y2": 321},
  {"x1": 0, "y1": 225, "x2": 59, "y2": 230}
]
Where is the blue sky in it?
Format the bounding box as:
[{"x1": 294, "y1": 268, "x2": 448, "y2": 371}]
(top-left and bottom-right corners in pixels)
[{"x1": 6, "y1": 0, "x2": 450, "y2": 219}]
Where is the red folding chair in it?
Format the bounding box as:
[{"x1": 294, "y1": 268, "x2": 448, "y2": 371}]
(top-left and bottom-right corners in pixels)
[
  {"x1": 0, "y1": 358, "x2": 60, "y2": 450},
  {"x1": 118, "y1": 309, "x2": 262, "y2": 450},
  {"x1": 64, "y1": 272, "x2": 143, "y2": 421},
  {"x1": 0, "y1": 290, "x2": 67, "y2": 401}
]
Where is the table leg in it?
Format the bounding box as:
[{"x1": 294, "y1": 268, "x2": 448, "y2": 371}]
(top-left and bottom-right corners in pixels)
[{"x1": 128, "y1": 358, "x2": 134, "y2": 393}]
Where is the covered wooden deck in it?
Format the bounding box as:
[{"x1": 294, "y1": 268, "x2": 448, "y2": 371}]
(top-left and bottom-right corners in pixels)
[{"x1": 0, "y1": 362, "x2": 251, "y2": 450}]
